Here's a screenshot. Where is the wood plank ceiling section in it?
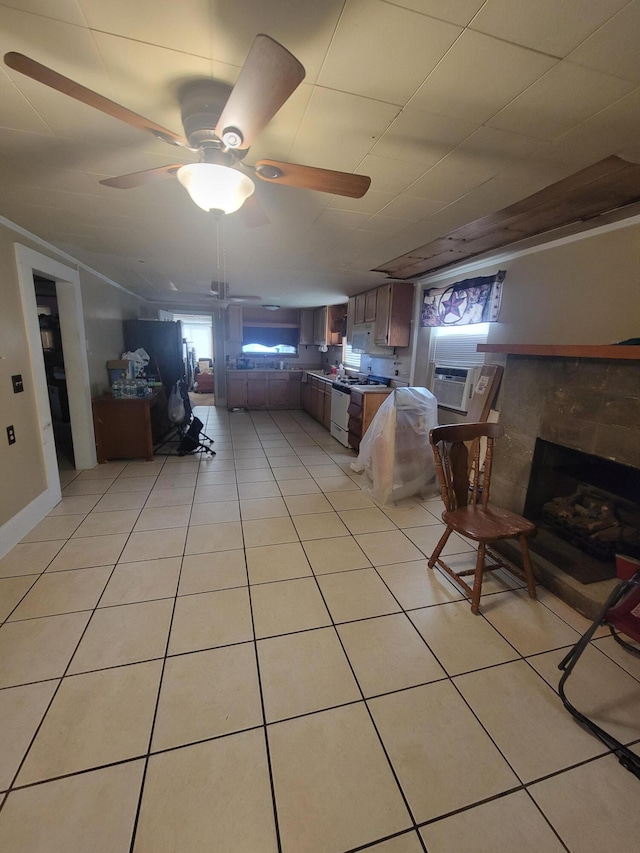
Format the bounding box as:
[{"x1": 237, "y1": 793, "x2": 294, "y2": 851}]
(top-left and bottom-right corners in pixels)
[{"x1": 374, "y1": 156, "x2": 640, "y2": 279}]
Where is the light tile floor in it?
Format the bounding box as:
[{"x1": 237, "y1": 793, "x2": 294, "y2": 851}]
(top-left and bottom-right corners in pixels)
[{"x1": 1, "y1": 406, "x2": 639, "y2": 852}]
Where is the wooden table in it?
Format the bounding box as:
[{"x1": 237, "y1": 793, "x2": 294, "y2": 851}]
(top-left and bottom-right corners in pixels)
[{"x1": 92, "y1": 388, "x2": 169, "y2": 463}]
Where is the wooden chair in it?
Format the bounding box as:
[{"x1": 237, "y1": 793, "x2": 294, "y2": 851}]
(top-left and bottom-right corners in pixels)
[{"x1": 428, "y1": 422, "x2": 537, "y2": 614}]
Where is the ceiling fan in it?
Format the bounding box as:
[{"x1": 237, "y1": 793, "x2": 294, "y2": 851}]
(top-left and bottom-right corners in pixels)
[
  {"x1": 4, "y1": 36, "x2": 371, "y2": 225},
  {"x1": 209, "y1": 280, "x2": 261, "y2": 307}
]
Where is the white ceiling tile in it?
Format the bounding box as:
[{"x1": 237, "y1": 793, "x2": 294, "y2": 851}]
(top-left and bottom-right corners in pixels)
[
  {"x1": 372, "y1": 107, "x2": 477, "y2": 166},
  {"x1": 487, "y1": 61, "x2": 635, "y2": 141},
  {"x1": 329, "y1": 190, "x2": 396, "y2": 215},
  {"x1": 470, "y1": 0, "x2": 631, "y2": 57},
  {"x1": 387, "y1": 1, "x2": 486, "y2": 27},
  {"x1": 0, "y1": 6, "x2": 117, "y2": 95},
  {"x1": 406, "y1": 126, "x2": 544, "y2": 203},
  {"x1": 207, "y1": 0, "x2": 345, "y2": 82},
  {"x1": 0, "y1": 76, "x2": 52, "y2": 134},
  {"x1": 358, "y1": 214, "x2": 419, "y2": 236},
  {"x1": 317, "y1": 0, "x2": 461, "y2": 103},
  {"x1": 567, "y1": 0, "x2": 640, "y2": 83},
  {"x1": 2, "y1": 1, "x2": 87, "y2": 26},
  {"x1": 288, "y1": 88, "x2": 400, "y2": 172},
  {"x1": 409, "y1": 30, "x2": 558, "y2": 124},
  {"x1": 376, "y1": 194, "x2": 445, "y2": 220},
  {"x1": 91, "y1": 32, "x2": 214, "y2": 133},
  {"x1": 356, "y1": 154, "x2": 428, "y2": 194},
  {"x1": 78, "y1": 0, "x2": 212, "y2": 58}
]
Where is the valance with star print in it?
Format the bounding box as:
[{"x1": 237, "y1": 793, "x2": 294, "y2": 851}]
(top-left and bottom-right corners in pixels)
[{"x1": 420, "y1": 270, "x2": 505, "y2": 327}]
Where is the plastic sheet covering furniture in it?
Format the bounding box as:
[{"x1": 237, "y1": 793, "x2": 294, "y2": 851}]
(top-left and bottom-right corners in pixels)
[{"x1": 350, "y1": 387, "x2": 438, "y2": 506}]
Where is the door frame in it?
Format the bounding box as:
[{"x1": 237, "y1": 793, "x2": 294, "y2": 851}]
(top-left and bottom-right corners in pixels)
[{"x1": 14, "y1": 244, "x2": 96, "y2": 507}]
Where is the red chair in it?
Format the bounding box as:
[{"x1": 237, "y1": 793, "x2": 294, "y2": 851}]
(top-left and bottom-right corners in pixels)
[{"x1": 558, "y1": 569, "x2": 640, "y2": 778}]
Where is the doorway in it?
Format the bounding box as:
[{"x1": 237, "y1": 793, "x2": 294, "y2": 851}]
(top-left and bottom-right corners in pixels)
[
  {"x1": 14, "y1": 244, "x2": 96, "y2": 519},
  {"x1": 34, "y1": 276, "x2": 75, "y2": 470}
]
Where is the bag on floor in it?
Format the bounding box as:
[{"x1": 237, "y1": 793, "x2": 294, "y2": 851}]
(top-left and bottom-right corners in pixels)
[{"x1": 168, "y1": 382, "x2": 186, "y2": 424}]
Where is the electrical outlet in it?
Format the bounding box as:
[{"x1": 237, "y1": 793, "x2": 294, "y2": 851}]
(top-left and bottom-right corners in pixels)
[{"x1": 7, "y1": 425, "x2": 16, "y2": 445}]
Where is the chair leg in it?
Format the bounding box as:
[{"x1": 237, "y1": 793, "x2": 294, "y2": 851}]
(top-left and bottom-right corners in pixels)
[
  {"x1": 427, "y1": 527, "x2": 452, "y2": 568},
  {"x1": 519, "y1": 535, "x2": 537, "y2": 601},
  {"x1": 471, "y1": 543, "x2": 485, "y2": 615}
]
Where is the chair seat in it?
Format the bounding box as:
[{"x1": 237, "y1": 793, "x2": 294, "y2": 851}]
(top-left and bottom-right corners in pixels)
[{"x1": 443, "y1": 505, "x2": 535, "y2": 542}]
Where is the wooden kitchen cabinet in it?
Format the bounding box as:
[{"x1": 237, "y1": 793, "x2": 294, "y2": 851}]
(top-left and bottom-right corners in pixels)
[
  {"x1": 225, "y1": 305, "x2": 243, "y2": 342},
  {"x1": 226, "y1": 370, "x2": 302, "y2": 409},
  {"x1": 347, "y1": 388, "x2": 393, "y2": 451},
  {"x1": 267, "y1": 375, "x2": 289, "y2": 407},
  {"x1": 227, "y1": 373, "x2": 248, "y2": 408},
  {"x1": 313, "y1": 306, "x2": 328, "y2": 345},
  {"x1": 247, "y1": 372, "x2": 268, "y2": 408},
  {"x1": 373, "y1": 282, "x2": 414, "y2": 347},
  {"x1": 299, "y1": 308, "x2": 315, "y2": 345},
  {"x1": 364, "y1": 289, "x2": 377, "y2": 323},
  {"x1": 346, "y1": 296, "x2": 356, "y2": 342},
  {"x1": 355, "y1": 293, "x2": 366, "y2": 325}
]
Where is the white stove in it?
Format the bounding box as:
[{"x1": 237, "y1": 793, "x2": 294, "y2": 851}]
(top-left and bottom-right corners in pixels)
[{"x1": 329, "y1": 376, "x2": 390, "y2": 446}]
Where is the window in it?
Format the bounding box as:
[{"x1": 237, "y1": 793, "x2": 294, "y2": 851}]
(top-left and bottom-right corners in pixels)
[
  {"x1": 242, "y1": 343, "x2": 297, "y2": 354},
  {"x1": 429, "y1": 322, "x2": 490, "y2": 368},
  {"x1": 343, "y1": 340, "x2": 361, "y2": 370},
  {"x1": 172, "y1": 314, "x2": 213, "y2": 360}
]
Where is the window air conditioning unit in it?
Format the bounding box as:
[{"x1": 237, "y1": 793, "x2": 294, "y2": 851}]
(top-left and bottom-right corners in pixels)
[{"x1": 433, "y1": 365, "x2": 474, "y2": 413}]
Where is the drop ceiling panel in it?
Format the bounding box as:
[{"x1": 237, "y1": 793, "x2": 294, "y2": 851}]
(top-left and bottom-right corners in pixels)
[
  {"x1": 206, "y1": 0, "x2": 345, "y2": 82},
  {"x1": 0, "y1": 76, "x2": 52, "y2": 134},
  {"x1": 78, "y1": 0, "x2": 212, "y2": 58},
  {"x1": 389, "y1": 1, "x2": 486, "y2": 27},
  {"x1": 567, "y1": 1, "x2": 640, "y2": 84},
  {"x1": 408, "y1": 30, "x2": 558, "y2": 124},
  {"x1": 375, "y1": 194, "x2": 445, "y2": 221},
  {"x1": 371, "y1": 108, "x2": 477, "y2": 166},
  {"x1": 407, "y1": 126, "x2": 544, "y2": 203},
  {"x1": 91, "y1": 32, "x2": 215, "y2": 129},
  {"x1": 317, "y1": 0, "x2": 461, "y2": 104},
  {"x1": 288, "y1": 87, "x2": 400, "y2": 173},
  {"x1": 356, "y1": 154, "x2": 428, "y2": 195},
  {"x1": 3, "y1": 1, "x2": 87, "y2": 26},
  {"x1": 470, "y1": 0, "x2": 631, "y2": 57},
  {"x1": 0, "y1": 6, "x2": 117, "y2": 96},
  {"x1": 488, "y1": 61, "x2": 635, "y2": 141},
  {"x1": 328, "y1": 190, "x2": 396, "y2": 216}
]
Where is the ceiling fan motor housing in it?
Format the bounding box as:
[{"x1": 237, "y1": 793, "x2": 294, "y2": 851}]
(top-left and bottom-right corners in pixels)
[{"x1": 179, "y1": 79, "x2": 233, "y2": 149}]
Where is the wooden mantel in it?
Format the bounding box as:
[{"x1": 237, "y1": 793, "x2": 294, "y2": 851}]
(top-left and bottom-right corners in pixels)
[{"x1": 477, "y1": 344, "x2": 640, "y2": 360}]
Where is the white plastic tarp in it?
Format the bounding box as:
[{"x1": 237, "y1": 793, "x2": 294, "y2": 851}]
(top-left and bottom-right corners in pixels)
[{"x1": 350, "y1": 387, "x2": 439, "y2": 506}]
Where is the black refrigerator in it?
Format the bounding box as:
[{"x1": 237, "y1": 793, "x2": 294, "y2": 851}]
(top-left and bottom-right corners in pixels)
[{"x1": 123, "y1": 319, "x2": 185, "y2": 393}]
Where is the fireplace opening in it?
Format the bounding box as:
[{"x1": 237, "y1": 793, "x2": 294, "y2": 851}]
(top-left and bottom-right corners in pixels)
[{"x1": 524, "y1": 439, "x2": 640, "y2": 585}]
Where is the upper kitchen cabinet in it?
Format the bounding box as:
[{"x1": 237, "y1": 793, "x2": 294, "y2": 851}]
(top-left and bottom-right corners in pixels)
[
  {"x1": 225, "y1": 305, "x2": 243, "y2": 342},
  {"x1": 354, "y1": 293, "x2": 366, "y2": 325},
  {"x1": 299, "y1": 308, "x2": 315, "y2": 345},
  {"x1": 373, "y1": 282, "x2": 414, "y2": 348},
  {"x1": 313, "y1": 304, "x2": 347, "y2": 347},
  {"x1": 364, "y1": 289, "x2": 377, "y2": 323}
]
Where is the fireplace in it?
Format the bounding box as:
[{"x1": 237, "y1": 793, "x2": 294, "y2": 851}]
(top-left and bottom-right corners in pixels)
[
  {"x1": 523, "y1": 439, "x2": 640, "y2": 584},
  {"x1": 481, "y1": 348, "x2": 640, "y2": 615}
]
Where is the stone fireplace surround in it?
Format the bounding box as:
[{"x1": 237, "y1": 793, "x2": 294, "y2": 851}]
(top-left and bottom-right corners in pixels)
[{"x1": 486, "y1": 348, "x2": 640, "y2": 618}]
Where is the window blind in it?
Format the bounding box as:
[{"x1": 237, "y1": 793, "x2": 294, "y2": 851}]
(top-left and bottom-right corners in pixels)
[
  {"x1": 430, "y1": 323, "x2": 489, "y2": 368},
  {"x1": 343, "y1": 341, "x2": 361, "y2": 370}
]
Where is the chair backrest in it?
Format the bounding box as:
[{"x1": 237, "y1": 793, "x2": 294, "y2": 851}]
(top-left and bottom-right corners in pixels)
[{"x1": 429, "y1": 422, "x2": 505, "y2": 511}]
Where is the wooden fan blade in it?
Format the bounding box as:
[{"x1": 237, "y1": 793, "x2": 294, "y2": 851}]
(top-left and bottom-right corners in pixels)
[
  {"x1": 99, "y1": 165, "x2": 182, "y2": 189},
  {"x1": 255, "y1": 159, "x2": 371, "y2": 198},
  {"x1": 4, "y1": 52, "x2": 189, "y2": 148},
  {"x1": 215, "y1": 35, "x2": 304, "y2": 151},
  {"x1": 238, "y1": 193, "x2": 270, "y2": 227}
]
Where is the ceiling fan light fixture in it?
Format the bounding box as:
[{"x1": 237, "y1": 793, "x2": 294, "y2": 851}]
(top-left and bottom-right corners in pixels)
[
  {"x1": 263, "y1": 304, "x2": 280, "y2": 311},
  {"x1": 176, "y1": 163, "x2": 255, "y2": 213}
]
